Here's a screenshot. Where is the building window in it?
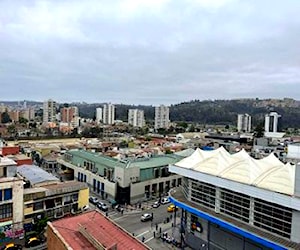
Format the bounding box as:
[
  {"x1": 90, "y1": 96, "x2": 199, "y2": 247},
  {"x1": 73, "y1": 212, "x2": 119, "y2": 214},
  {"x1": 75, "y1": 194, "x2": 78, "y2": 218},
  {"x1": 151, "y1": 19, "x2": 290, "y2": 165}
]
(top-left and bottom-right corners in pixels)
[
  {"x1": 33, "y1": 201, "x2": 44, "y2": 211},
  {"x1": 4, "y1": 188, "x2": 12, "y2": 201},
  {"x1": 220, "y1": 188, "x2": 250, "y2": 223},
  {"x1": 254, "y1": 198, "x2": 292, "y2": 238},
  {"x1": 0, "y1": 203, "x2": 13, "y2": 220},
  {"x1": 84, "y1": 175, "x2": 87, "y2": 182},
  {"x1": 191, "y1": 181, "x2": 216, "y2": 210}
]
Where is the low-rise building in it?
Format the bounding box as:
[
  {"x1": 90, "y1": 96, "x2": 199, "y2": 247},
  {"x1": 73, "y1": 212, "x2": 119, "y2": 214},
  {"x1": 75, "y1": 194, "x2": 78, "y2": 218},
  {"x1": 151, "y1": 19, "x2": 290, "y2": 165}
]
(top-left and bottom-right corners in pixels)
[
  {"x1": 0, "y1": 157, "x2": 24, "y2": 245},
  {"x1": 16, "y1": 165, "x2": 89, "y2": 228},
  {"x1": 47, "y1": 210, "x2": 150, "y2": 250},
  {"x1": 169, "y1": 147, "x2": 300, "y2": 250},
  {"x1": 58, "y1": 149, "x2": 185, "y2": 204}
]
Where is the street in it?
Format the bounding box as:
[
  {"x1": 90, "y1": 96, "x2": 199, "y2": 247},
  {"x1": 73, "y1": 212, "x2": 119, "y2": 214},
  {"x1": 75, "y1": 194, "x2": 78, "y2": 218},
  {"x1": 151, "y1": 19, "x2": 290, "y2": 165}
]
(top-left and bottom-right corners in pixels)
[{"x1": 89, "y1": 195, "x2": 184, "y2": 249}]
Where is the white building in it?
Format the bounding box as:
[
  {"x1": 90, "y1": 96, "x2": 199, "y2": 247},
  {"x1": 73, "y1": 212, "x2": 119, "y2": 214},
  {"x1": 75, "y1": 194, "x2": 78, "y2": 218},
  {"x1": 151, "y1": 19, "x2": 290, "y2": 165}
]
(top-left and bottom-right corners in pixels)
[
  {"x1": 0, "y1": 156, "x2": 24, "y2": 239},
  {"x1": 169, "y1": 147, "x2": 300, "y2": 249},
  {"x1": 96, "y1": 107, "x2": 103, "y2": 124},
  {"x1": 237, "y1": 113, "x2": 251, "y2": 132},
  {"x1": 154, "y1": 105, "x2": 170, "y2": 130},
  {"x1": 265, "y1": 112, "x2": 281, "y2": 133},
  {"x1": 128, "y1": 109, "x2": 145, "y2": 128},
  {"x1": 103, "y1": 104, "x2": 115, "y2": 125},
  {"x1": 43, "y1": 99, "x2": 57, "y2": 124}
]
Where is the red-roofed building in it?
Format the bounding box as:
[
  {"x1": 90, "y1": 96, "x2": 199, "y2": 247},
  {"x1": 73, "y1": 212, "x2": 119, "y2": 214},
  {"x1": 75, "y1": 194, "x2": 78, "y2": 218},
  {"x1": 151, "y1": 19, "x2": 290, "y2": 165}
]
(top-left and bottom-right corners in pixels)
[{"x1": 47, "y1": 210, "x2": 150, "y2": 250}]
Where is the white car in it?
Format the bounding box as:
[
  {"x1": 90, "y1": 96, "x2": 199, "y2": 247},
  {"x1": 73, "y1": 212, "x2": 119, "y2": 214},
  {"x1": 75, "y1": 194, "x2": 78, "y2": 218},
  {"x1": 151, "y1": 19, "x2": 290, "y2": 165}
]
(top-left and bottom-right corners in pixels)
[
  {"x1": 141, "y1": 213, "x2": 153, "y2": 222},
  {"x1": 160, "y1": 197, "x2": 170, "y2": 204}
]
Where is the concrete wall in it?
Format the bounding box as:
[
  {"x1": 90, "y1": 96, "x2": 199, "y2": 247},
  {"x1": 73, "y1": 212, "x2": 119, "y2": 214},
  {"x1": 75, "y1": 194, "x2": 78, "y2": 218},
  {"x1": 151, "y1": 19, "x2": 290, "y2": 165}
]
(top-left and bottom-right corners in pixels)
[
  {"x1": 0, "y1": 178, "x2": 24, "y2": 226},
  {"x1": 114, "y1": 166, "x2": 140, "y2": 188},
  {"x1": 47, "y1": 223, "x2": 68, "y2": 250},
  {"x1": 291, "y1": 210, "x2": 300, "y2": 242},
  {"x1": 78, "y1": 188, "x2": 89, "y2": 209}
]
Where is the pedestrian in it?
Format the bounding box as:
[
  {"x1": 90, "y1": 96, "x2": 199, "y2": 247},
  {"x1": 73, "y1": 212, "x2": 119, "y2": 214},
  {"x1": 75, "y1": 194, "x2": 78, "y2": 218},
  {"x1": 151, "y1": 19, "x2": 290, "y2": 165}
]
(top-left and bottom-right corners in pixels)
[
  {"x1": 142, "y1": 236, "x2": 145, "y2": 242},
  {"x1": 155, "y1": 223, "x2": 158, "y2": 231}
]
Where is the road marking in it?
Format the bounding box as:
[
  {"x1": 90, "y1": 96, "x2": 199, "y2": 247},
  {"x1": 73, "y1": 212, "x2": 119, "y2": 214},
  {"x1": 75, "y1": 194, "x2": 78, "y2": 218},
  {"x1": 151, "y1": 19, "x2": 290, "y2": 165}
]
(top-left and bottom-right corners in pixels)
[
  {"x1": 108, "y1": 212, "x2": 118, "y2": 217},
  {"x1": 136, "y1": 230, "x2": 150, "y2": 238},
  {"x1": 113, "y1": 215, "x2": 129, "y2": 221},
  {"x1": 144, "y1": 236, "x2": 154, "y2": 243}
]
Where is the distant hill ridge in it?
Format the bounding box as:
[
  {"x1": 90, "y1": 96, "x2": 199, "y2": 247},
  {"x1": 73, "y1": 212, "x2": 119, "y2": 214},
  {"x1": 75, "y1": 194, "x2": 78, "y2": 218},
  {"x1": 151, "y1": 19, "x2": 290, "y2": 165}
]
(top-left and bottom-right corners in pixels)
[{"x1": 1, "y1": 98, "x2": 299, "y2": 128}]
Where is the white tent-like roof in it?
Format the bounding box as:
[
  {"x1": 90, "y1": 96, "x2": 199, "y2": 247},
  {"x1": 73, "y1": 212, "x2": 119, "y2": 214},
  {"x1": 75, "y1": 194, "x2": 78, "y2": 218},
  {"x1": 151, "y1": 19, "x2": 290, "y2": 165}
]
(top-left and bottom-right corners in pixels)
[{"x1": 175, "y1": 147, "x2": 296, "y2": 196}]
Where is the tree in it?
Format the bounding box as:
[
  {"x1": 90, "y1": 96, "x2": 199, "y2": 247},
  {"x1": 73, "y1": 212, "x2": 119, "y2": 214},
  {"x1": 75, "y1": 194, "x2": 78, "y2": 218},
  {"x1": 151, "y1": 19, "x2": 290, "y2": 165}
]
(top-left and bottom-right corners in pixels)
[
  {"x1": 1, "y1": 112, "x2": 11, "y2": 123},
  {"x1": 254, "y1": 123, "x2": 264, "y2": 138},
  {"x1": 19, "y1": 117, "x2": 28, "y2": 124}
]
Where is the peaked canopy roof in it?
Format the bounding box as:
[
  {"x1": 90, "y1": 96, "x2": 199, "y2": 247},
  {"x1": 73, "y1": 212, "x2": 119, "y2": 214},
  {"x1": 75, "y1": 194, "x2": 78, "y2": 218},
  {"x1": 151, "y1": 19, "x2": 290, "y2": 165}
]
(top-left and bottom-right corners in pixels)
[{"x1": 175, "y1": 147, "x2": 295, "y2": 196}]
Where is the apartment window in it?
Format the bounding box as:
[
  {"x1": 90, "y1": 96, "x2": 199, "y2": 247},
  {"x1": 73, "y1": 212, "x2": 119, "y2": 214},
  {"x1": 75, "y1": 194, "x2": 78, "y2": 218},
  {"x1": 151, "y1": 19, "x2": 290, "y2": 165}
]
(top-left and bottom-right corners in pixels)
[
  {"x1": 254, "y1": 198, "x2": 292, "y2": 238},
  {"x1": 0, "y1": 190, "x2": 2, "y2": 201},
  {"x1": 4, "y1": 189, "x2": 12, "y2": 201},
  {"x1": 0, "y1": 203, "x2": 12, "y2": 220},
  {"x1": 33, "y1": 201, "x2": 44, "y2": 211}
]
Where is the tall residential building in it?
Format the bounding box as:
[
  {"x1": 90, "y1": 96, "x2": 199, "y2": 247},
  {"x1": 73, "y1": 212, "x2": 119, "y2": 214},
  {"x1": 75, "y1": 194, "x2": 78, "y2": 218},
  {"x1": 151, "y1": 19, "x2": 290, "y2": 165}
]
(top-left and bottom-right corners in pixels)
[
  {"x1": 155, "y1": 105, "x2": 170, "y2": 130},
  {"x1": 43, "y1": 99, "x2": 57, "y2": 123},
  {"x1": 237, "y1": 113, "x2": 251, "y2": 132},
  {"x1": 265, "y1": 112, "x2": 281, "y2": 133},
  {"x1": 102, "y1": 103, "x2": 115, "y2": 125},
  {"x1": 60, "y1": 106, "x2": 78, "y2": 123},
  {"x1": 128, "y1": 109, "x2": 145, "y2": 128},
  {"x1": 96, "y1": 107, "x2": 103, "y2": 124}
]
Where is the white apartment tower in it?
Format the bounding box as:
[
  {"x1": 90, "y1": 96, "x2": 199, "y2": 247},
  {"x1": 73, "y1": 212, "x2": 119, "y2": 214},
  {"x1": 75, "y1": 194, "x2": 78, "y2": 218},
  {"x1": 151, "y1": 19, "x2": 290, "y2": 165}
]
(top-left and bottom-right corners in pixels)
[
  {"x1": 265, "y1": 112, "x2": 281, "y2": 133},
  {"x1": 237, "y1": 113, "x2": 252, "y2": 132},
  {"x1": 155, "y1": 105, "x2": 170, "y2": 130},
  {"x1": 103, "y1": 103, "x2": 115, "y2": 125},
  {"x1": 128, "y1": 109, "x2": 145, "y2": 128},
  {"x1": 43, "y1": 99, "x2": 57, "y2": 123},
  {"x1": 96, "y1": 107, "x2": 103, "y2": 124}
]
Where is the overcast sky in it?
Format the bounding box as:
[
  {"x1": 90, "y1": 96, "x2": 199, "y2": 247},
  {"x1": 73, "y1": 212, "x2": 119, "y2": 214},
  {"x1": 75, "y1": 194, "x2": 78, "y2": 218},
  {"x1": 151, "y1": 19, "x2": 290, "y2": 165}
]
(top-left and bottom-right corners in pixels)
[{"x1": 1, "y1": 0, "x2": 299, "y2": 105}]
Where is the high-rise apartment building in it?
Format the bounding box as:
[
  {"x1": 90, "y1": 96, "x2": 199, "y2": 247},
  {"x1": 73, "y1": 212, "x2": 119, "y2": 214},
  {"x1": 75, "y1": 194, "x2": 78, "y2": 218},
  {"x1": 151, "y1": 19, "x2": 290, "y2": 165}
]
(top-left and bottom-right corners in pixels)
[
  {"x1": 96, "y1": 107, "x2": 103, "y2": 124},
  {"x1": 155, "y1": 105, "x2": 170, "y2": 130},
  {"x1": 128, "y1": 109, "x2": 145, "y2": 128},
  {"x1": 237, "y1": 113, "x2": 251, "y2": 132},
  {"x1": 265, "y1": 112, "x2": 281, "y2": 133},
  {"x1": 103, "y1": 103, "x2": 115, "y2": 125},
  {"x1": 43, "y1": 99, "x2": 57, "y2": 123},
  {"x1": 60, "y1": 106, "x2": 78, "y2": 123}
]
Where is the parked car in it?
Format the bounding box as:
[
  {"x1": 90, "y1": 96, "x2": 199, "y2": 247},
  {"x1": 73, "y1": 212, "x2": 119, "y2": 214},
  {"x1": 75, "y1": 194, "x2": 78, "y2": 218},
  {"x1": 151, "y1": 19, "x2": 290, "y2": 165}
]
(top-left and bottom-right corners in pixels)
[
  {"x1": 25, "y1": 237, "x2": 41, "y2": 248},
  {"x1": 152, "y1": 201, "x2": 160, "y2": 208},
  {"x1": 161, "y1": 197, "x2": 171, "y2": 204},
  {"x1": 1, "y1": 243, "x2": 22, "y2": 250},
  {"x1": 89, "y1": 196, "x2": 99, "y2": 205},
  {"x1": 97, "y1": 202, "x2": 108, "y2": 212},
  {"x1": 141, "y1": 213, "x2": 153, "y2": 222},
  {"x1": 167, "y1": 204, "x2": 178, "y2": 212}
]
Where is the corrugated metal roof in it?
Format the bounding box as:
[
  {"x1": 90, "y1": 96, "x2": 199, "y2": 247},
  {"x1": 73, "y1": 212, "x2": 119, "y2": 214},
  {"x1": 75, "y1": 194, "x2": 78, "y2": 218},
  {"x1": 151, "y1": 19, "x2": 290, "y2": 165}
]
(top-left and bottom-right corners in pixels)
[{"x1": 17, "y1": 164, "x2": 59, "y2": 186}]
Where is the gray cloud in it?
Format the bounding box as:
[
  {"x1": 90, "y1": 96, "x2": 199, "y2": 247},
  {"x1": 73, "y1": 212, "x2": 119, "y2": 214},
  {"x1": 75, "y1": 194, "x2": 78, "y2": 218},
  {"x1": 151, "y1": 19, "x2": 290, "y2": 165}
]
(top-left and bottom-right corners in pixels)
[{"x1": 0, "y1": 0, "x2": 299, "y2": 105}]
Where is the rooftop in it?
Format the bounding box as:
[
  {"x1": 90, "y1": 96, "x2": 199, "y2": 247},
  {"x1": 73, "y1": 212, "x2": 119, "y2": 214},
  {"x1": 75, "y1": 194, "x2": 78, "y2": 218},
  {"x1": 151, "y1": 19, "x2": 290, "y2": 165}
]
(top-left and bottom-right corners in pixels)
[
  {"x1": 50, "y1": 210, "x2": 150, "y2": 250},
  {"x1": 68, "y1": 149, "x2": 183, "y2": 169},
  {"x1": 17, "y1": 164, "x2": 59, "y2": 186},
  {"x1": 175, "y1": 147, "x2": 296, "y2": 196}
]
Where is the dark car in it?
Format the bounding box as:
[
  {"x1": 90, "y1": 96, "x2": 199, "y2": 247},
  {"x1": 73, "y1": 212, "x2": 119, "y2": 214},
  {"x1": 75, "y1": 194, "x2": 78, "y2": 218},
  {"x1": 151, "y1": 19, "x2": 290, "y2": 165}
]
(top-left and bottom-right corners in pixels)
[
  {"x1": 141, "y1": 213, "x2": 153, "y2": 222},
  {"x1": 89, "y1": 196, "x2": 99, "y2": 205},
  {"x1": 97, "y1": 202, "x2": 108, "y2": 212},
  {"x1": 1, "y1": 243, "x2": 22, "y2": 250},
  {"x1": 25, "y1": 237, "x2": 41, "y2": 248},
  {"x1": 152, "y1": 201, "x2": 160, "y2": 208}
]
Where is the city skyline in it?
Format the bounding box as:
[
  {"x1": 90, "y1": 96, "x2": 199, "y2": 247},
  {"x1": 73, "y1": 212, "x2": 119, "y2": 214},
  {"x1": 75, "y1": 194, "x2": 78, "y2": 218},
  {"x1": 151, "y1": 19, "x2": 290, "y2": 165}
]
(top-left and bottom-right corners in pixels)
[{"x1": 1, "y1": 0, "x2": 300, "y2": 105}]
